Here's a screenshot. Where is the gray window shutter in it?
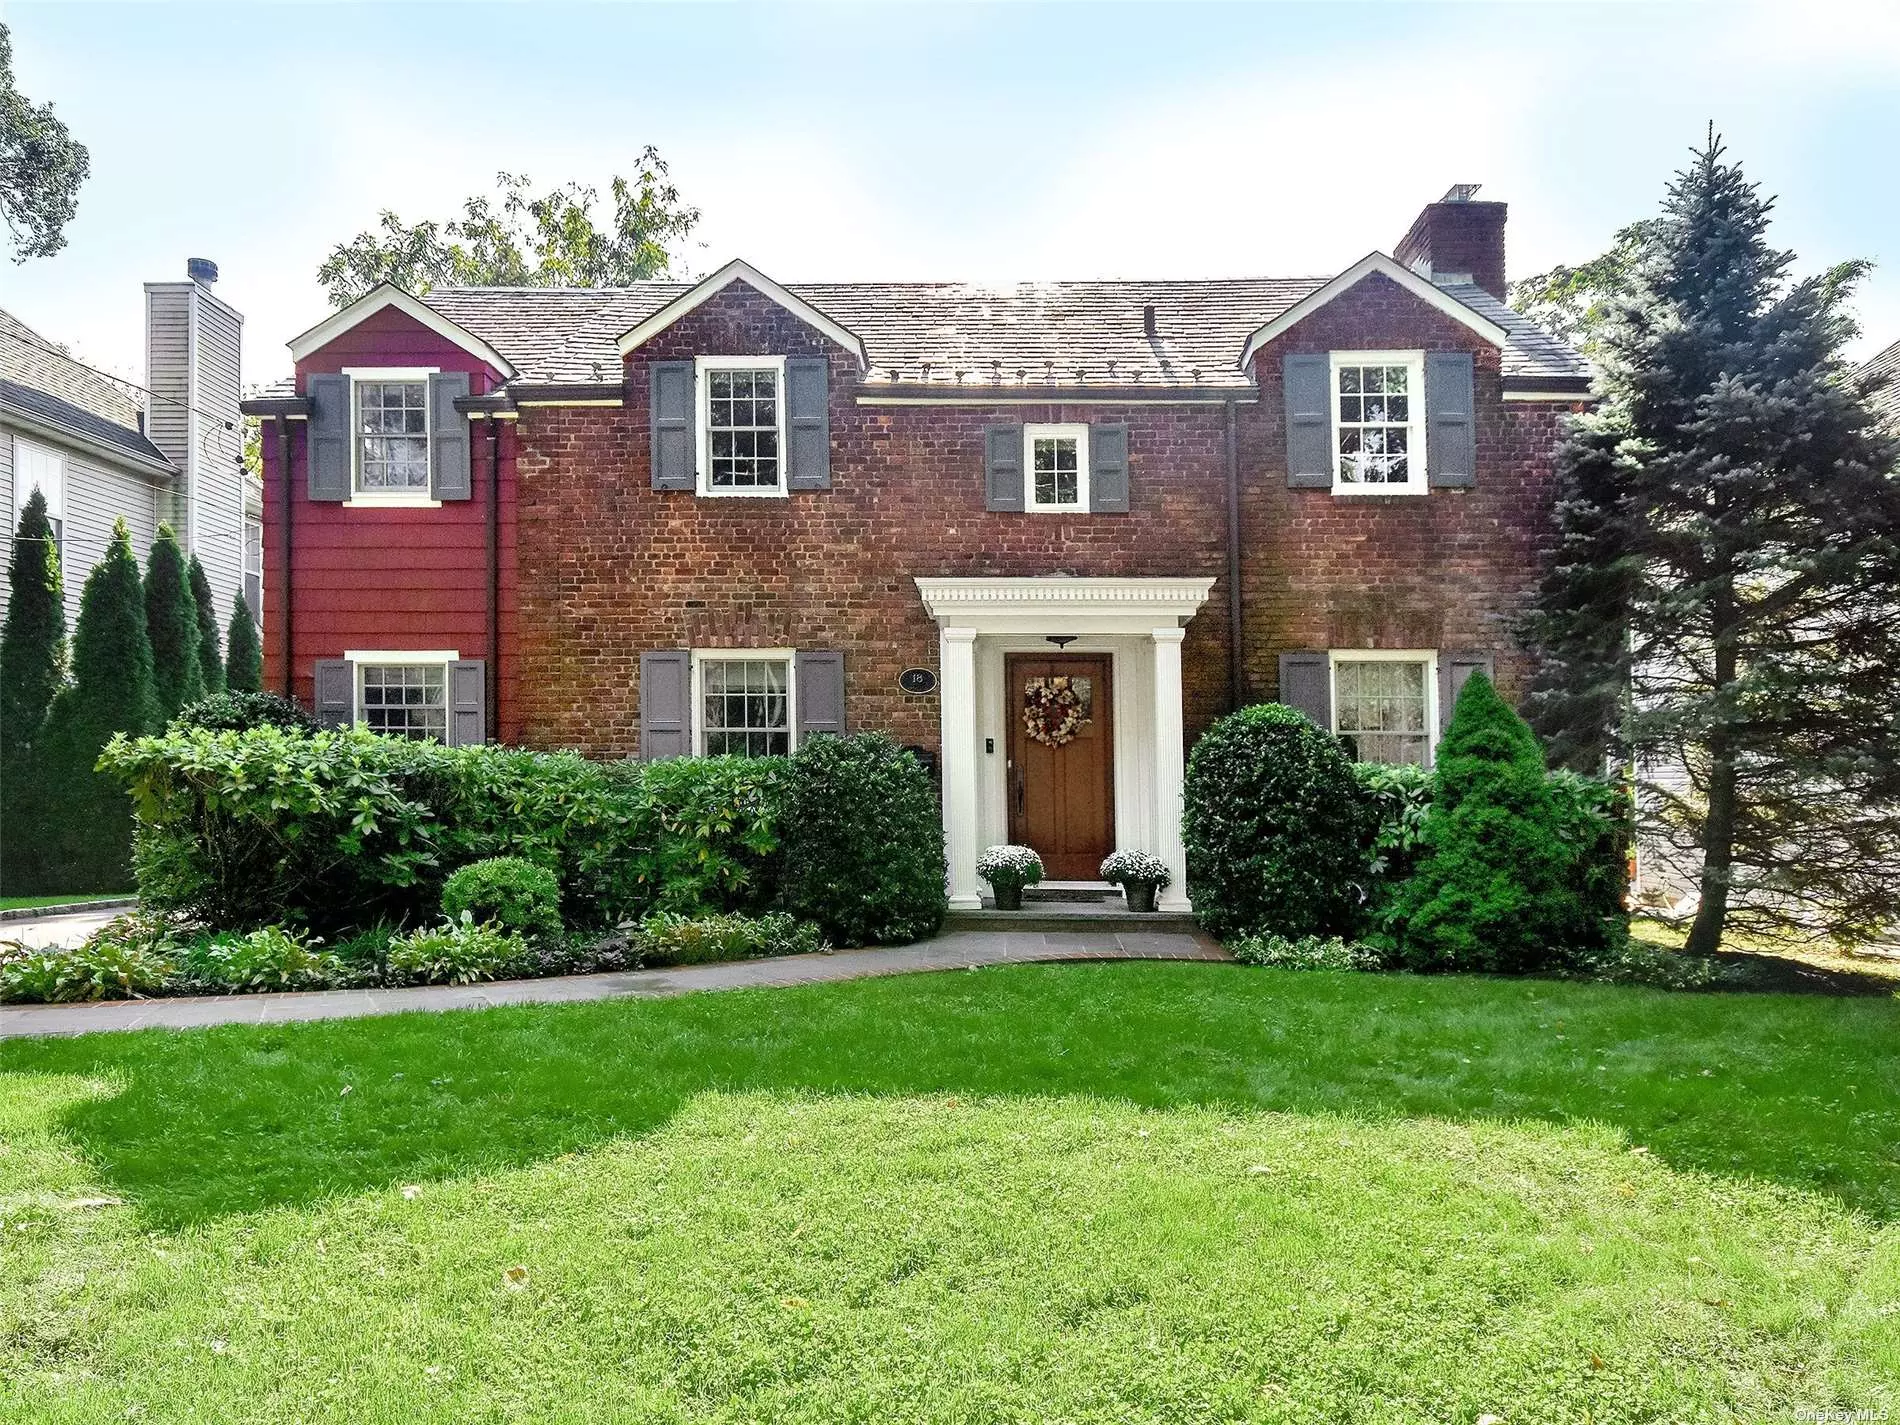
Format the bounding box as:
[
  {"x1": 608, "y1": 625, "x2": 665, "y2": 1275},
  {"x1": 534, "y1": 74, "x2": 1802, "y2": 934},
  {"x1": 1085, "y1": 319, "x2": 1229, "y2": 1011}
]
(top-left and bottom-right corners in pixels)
[
  {"x1": 1426, "y1": 352, "x2": 1476, "y2": 488},
  {"x1": 785, "y1": 357, "x2": 830, "y2": 490},
  {"x1": 306, "y1": 374, "x2": 350, "y2": 501},
  {"x1": 795, "y1": 650, "x2": 845, "y2": 739},
  {"x1": 1091, "y1": 423, "x2": 1129, "y2": 513},
  {"x1": 1278, "y1": 651, "x2": 1332, "y2": 728},
  {"x1": 429, "y1": 372, "x2": 472, "y2": 500},
  {"x1": 1283, "y1": 354, "x2": 1333, "y2": 489},
  {"x1": 985, "y1": 425, "x2": 1024, "y2": 511},
  {"x1": 650, "y1": 361, "x2": 695, "y2": 491},
  {"x1": 1439, "y1": 650, "x2": 1494, "y2": 731},
  {"x1": 448, "y1": 659, "x2": 485, "y2": 745},
  {"x1": 313, "y1": 658, "x2": 353, "y2": 727},
  {"x1": 640, "y1": 649, "x2": 691, "y2": 758}
]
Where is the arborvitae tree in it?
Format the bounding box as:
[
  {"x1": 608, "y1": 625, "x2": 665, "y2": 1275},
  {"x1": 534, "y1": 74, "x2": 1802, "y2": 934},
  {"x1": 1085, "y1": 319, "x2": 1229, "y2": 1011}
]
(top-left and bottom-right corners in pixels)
[
  {"x1": 1522, "y1": 133, "x2": 1900, "y2": 953},
  {"x1": 37, "y1": 519, "x2": 158, "y2": 891},
  {"x1": 1391, "y1": 673, "x2": 1607, "y2": 975},
  {"x1": 225, "y1": 591, "x2": 262, "y2": 692},
  {"x1": 0, "y1": 489, "x2": 66, "y2": 891},
  {"x1": 187, "y1": 553, "x2": 225, "y2": 695},
  {"x1": 143, "y1": 523, "x2": 203, "y2": 722}
]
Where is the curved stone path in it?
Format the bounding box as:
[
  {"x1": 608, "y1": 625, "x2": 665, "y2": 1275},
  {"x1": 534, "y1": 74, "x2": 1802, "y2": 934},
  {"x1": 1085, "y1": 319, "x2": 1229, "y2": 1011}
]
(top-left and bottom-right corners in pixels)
[{"x1": 0, "y1": 927, "x2": 1227, "y2": 1039}]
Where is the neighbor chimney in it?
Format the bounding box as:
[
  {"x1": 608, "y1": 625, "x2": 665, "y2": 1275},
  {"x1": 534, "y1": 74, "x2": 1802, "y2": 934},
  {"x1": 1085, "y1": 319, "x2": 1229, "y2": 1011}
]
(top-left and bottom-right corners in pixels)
[
  {"x1": 187, "y1": 257, "x2": 219, "y2": 285},
  {"x1": 1393, "y1": 184, "x2": 1508, "y2": 300}
]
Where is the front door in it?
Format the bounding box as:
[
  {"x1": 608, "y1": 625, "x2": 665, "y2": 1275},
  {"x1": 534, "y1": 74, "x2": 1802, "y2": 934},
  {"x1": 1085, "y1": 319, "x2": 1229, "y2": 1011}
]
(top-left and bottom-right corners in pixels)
[{"x1": 1007, "y1": 654, "x2": 1114, "y2": 881}]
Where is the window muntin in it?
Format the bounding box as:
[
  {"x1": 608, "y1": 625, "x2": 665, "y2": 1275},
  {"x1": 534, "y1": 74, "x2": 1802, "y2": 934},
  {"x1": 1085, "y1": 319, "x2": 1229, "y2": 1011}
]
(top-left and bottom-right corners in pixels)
[
  {"x1": 359, "y1": 663, "x2": 447, "y2": 741},
  {"x1": 1333, "y1": 654, "x2": 1433, "y2": 766},
  {"x1": 698, "y1": 655, "x2": 792, "y2": 757},
  {"x1": 13, "y1": 437, "x2": 65, "y2": 556},
  {"x1": 355, "y1": 380, "x2": 430, "y2": 492},
  {"x1": 1331, "y1": 353, "x2": 1425, "y2": 493},
  {"x1": 696, "y1": 357, "x2": 786, "y2": 496},
  {"x1": 1023, "y1": 423, "x2": 1090, "y2": 512}
]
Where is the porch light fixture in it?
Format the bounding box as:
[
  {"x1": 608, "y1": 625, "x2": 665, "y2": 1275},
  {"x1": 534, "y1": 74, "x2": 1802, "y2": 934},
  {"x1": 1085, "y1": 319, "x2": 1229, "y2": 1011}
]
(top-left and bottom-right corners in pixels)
[{"x1": 1045, "y1": 635, "x2": 1078, "y2": 649}]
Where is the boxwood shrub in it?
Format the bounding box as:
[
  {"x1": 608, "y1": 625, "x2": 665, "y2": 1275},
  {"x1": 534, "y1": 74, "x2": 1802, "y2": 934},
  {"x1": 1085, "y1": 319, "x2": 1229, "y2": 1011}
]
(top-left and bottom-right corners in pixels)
[
  {"x1": 441, "y1": 856, "x2": 563, "y2": 943},
  {"x1": 1182, "y1": 703, "x2": 1378, "y2": 941},
  {"x1": 779, "y1": 733, "x2": 947, "y2": 947}
]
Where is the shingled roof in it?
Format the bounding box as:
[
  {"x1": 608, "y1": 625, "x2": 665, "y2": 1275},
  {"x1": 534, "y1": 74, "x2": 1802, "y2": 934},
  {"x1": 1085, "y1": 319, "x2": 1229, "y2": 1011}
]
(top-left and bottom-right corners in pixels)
[
  {"x1": 1862, "y1": 338, "x2": 1900, "y2": 428},
  {"x1": 415, "y1": 271, "x2": 1590, "y2": 392},
  {"x1": 0, "y1": 309, "x2": 170, "y2": 467}
]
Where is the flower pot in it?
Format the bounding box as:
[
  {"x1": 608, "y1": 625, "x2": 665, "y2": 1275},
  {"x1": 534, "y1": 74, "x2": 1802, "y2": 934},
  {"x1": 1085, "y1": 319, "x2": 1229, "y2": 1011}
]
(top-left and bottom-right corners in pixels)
[
  {"x1": 1123, "y1": 881, "x2": 1158, "y2": 913},
  {"x1": 991, "y1": 883, "x2": 1023, "y2": 911}
]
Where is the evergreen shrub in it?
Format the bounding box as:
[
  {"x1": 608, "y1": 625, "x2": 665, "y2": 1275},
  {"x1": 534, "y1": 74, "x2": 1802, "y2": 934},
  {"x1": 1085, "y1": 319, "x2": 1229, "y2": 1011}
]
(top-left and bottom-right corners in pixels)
[{"x1": 441, "y1": 856, "x2": 563, "y2": 943}]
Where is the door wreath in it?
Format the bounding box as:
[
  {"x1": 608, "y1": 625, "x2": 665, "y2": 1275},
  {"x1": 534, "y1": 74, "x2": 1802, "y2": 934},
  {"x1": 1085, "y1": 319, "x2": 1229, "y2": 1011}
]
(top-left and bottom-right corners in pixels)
[{"x1": 1023, "y1": 676, "x2": 1091, "y2": 748}]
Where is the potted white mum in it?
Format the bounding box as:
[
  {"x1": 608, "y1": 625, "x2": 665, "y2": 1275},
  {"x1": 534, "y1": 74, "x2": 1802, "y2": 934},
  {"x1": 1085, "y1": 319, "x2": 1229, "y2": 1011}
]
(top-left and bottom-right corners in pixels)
[
  {"x1": 976, "y1": 844, "x2": 1043, "y2": 911},
  {"x1": 1099, "y1": 850, "x2": 1171, "y2": 913}
]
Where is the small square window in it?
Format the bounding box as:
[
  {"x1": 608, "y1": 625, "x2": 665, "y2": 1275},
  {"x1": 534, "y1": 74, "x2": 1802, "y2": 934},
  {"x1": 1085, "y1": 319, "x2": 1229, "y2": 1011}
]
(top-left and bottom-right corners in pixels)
[
  {"x1": 1333, "y1": 655, "x2": 1433, "y2": 766},
  {"x1": 1023, "y1": 424, "x2": 1090, "y2": 512},
  {"x1": 699, "y1": 656, "x2": 791, "y2": 757},
  {"x1": 359, "y1": 663, "x2": 447, "y2": 741}
]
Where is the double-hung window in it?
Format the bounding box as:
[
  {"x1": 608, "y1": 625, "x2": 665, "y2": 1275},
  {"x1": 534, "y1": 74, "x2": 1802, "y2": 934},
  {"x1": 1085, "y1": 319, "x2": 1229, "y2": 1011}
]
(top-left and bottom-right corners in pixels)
[
  {"x1": 243, "y1": 515, "x2": 263, "y2": 625},
  {"x1": 1331, "y1": 651, "x2": 1436, "y2": 766},
  {"x1": 697, "y1": 356, "x2": 786, "y2": 497},
  {"x1": 1331, "y1": 352, "x2": 1426, "y2": 494},
  {"x1": 12, "y1": 436, "x2": 65, "y2": 558},
  {"x1": 345, "y1": 367, "x2": 435, "y2": 504},
  {"x1": 1024, "y1": 424, "x2": 1089, "y2": 512},
  {"x1": 694, "y1": 651, "x2": 793, "y2": 756},
  {"x1": 356, "y1": 657, "x2": 450, "y2": 741}
]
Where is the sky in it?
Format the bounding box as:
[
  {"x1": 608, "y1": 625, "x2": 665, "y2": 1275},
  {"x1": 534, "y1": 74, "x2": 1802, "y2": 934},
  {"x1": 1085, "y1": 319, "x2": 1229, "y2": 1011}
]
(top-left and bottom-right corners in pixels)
[{"x1": 4, "y1": 0, "x2": 1898, "y2": 392}]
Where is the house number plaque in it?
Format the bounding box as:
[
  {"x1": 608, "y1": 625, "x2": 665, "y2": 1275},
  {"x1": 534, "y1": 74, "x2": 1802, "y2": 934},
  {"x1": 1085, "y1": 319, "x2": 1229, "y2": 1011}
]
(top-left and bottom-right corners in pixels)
[{"x1": 898, "y1": 667, "x2": 938, "y2": 695}]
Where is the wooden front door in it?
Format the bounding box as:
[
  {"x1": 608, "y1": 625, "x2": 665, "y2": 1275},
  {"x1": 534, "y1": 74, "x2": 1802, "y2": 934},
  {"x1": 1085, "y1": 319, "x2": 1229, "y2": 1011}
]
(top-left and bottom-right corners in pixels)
[{"x1": 1007, "y1": 654, "x2": 1114, "y2": 881}]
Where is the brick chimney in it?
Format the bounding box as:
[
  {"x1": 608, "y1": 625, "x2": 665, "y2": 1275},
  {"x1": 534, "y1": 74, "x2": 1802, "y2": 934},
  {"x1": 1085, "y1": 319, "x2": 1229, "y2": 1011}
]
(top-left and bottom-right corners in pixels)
[{"x1": 1394, "y1": 185, "x2": 1508, "y2": 300}]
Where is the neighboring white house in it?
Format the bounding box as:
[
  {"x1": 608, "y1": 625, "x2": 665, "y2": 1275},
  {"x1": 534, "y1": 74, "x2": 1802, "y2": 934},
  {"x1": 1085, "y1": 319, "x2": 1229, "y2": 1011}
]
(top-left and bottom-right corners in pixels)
[{"x1": 0, "y1": 261, "x2": 256, "y2": 638}]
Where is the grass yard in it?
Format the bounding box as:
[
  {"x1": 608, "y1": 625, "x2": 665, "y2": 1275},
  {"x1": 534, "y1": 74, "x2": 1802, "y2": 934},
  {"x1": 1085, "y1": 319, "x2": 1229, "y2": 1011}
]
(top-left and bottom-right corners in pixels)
[
  {"x1": 0, "y1": 894, "x2": 127, "y2": 913},
  {"x1": 2, "y1": 961, "x2": 1897, "y2": 1423}
]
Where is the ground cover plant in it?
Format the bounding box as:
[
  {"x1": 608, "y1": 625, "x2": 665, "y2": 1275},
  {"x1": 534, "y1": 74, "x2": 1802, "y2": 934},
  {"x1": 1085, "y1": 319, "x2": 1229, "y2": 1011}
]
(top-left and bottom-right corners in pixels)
[{"x1": 1, "y1": 962, "x2": 1896, "y2": 1422}]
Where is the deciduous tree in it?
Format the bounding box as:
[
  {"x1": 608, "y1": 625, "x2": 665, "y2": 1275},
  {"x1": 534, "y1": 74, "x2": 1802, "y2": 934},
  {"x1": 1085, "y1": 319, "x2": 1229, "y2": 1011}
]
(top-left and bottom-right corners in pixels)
[{"x1": 0, "y1": 23, "x2": 89, "y2": 259}]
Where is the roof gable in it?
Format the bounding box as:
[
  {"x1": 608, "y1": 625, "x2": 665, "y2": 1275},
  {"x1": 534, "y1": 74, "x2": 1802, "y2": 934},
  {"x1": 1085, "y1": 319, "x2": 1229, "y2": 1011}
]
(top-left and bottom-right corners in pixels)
[
  {"x1": 614, "y1": 259, "x2": 868, "y2": 366},
  {"x1": 288, "y1": 283, "x2": 518, "y2": 376},
  {"x1": 1236, "y1": 252, "x2": 1509, "y2": 371}
]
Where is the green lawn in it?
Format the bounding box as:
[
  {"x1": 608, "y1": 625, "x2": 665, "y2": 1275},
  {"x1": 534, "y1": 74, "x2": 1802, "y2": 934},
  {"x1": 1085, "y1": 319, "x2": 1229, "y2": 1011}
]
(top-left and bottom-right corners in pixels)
[
  {"x1": 0, "y1": 893, "x2": 127, "y2": 913},
  {"x1": 3, "y1": 962, "x2": 1897, "y2": 1422}
]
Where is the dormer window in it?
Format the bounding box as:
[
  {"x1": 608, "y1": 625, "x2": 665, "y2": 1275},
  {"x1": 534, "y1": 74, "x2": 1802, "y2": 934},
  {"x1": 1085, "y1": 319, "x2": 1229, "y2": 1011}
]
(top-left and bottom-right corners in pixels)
[
  {"x1": 339, "y1": 366, "x2": 440, "y2": 506},
  {"x1": 696, "y1": 355, "x2": 785, "y2": 497},
  {"x1": 1332, "y1": 352, "x2": 1426, "y2": 495}
]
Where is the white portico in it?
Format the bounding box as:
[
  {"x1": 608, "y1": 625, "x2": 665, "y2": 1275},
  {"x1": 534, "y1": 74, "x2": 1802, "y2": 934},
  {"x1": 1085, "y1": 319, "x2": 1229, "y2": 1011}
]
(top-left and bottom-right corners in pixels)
[{"x1": 915, "y1": 576, "x2": 1215, "y2": 912}]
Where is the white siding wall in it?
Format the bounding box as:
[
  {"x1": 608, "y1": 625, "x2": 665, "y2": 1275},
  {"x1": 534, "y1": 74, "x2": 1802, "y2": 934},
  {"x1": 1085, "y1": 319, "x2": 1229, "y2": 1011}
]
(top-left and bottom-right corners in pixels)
[{"x1": 0, "y1": 421, "x2": 164, "y2": 631}]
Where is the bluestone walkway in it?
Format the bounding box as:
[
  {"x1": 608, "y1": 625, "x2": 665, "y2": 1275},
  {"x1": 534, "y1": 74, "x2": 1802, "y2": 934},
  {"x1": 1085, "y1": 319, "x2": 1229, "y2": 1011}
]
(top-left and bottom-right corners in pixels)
[{"x1": 0, "y1": 927, "x2": 1228, "y2": 1039}]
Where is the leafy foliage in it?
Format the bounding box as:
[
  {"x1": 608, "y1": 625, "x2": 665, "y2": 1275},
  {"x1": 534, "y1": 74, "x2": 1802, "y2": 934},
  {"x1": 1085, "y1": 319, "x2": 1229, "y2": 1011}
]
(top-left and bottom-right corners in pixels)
[
  {"x1": 36, "y1": 519, "x2": 156, "y2": 893},
  {"x1": 224, "y1": 593, "x2": 262, "y2": 691},
  {"x1": 317, "y1": 157, "x2": 700, "y2": 307},
  {"x1": 381, "y1": 913, "x2": 524, "y2": 988},
  {"x1": 1509, "y1": 219, "x2": 1665, "y2": 354},
  {"x1": 779, "y1": 734, "x2": 948, "y2": 947},
  {"x1": 187, "y1": 554, "x2": 224, "y2": 695},
  {"x1": 635, "y1": 910, "x2": 824, "y2": 966},
  {"x1": 441, "y1": 856, "x2": 563, "y2": 944},
  {"x1": 0, "y1": 911, "x2": 174, "y2": 1002},
  {"x1": 0, "y1": 24, "x2": 90, "y2": 260},
  {"x1": 142, "y1": 525, "x2": 203, "y2": 722},
  {"x1": 0, "y1": 489, "x2": 64, "y2": 892},
  {"x1": 179, "y1": 926, "x2": 339, "y2": 994},
  {"x1": 604, "y1": 754, "x2": 787, "y2": 916},
  {"x1": 1182, "y1": 702, "x2": 1378, "y2": 940},
  {"x1": 171, "y1": 689, "x2": 318, "y2": 734},
  {"x1": 1387, "y1": 674, "x2": 1618, "y2": 974},
  {"x1": 1228, "y1": 933, "x2": 1383, "y2": 972},
  {"x1": 1521, "y1": 132, "x2": 1900, "y2": 951},
  {"x1": 1354, "y1": 761, "x2": 1434, "y2": 885}
]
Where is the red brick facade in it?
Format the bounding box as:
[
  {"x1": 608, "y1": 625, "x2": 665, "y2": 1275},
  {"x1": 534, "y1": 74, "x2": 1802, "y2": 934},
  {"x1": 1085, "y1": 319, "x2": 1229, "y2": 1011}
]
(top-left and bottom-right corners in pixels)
[{"x1": 264, "y1": 273, "x2": 1582, "y2": 761}]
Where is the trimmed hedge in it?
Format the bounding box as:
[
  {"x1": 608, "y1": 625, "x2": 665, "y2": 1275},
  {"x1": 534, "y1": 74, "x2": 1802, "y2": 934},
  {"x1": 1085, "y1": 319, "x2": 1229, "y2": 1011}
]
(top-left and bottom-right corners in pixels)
[
  {"x1": 441, "y1": 856, "x2": 563, "y2": 943},
  {"x1": 1182, "y1": 703, "x2": 1378, "y2": 940},
  {"x1": 172, "y1": 689, "x2": 318, "y2": 734}
]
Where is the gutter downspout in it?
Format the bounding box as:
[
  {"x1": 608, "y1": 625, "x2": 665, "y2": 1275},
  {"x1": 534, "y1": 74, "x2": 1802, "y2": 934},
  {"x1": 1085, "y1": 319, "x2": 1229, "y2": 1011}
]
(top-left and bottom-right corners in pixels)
[
  {"x1": 486, "y1": 417, "x2": 501, "y2": 743},
  {"x1": 1224, "y1": 396, "x2": 1244, "y2": 709},
  {"x1": 276, "y1": 414, "x2": 294, "y2": 701}
]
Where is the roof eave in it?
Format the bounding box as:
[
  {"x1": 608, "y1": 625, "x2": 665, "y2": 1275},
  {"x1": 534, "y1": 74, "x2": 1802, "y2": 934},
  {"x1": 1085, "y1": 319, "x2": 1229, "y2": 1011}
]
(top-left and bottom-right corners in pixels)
[
  {"x1": 0, "y1": 399, "x2": 176, "y2": 478},
  {"x1": 1236, "y1": 252, "x2": 1511, "y2": 371},
  {"x1": 613, "y1": 259, "x2": 869, "y2": 368},
  {"x1": 286, "y1": 283, "x2": 520, "y2": 378}
]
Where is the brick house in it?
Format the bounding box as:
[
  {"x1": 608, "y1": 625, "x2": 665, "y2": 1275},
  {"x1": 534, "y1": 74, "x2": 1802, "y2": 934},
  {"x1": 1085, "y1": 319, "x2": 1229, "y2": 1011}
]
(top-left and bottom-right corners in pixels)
[{"x1": 243, "y1": 186, "x2": 1589, "y2": 910}]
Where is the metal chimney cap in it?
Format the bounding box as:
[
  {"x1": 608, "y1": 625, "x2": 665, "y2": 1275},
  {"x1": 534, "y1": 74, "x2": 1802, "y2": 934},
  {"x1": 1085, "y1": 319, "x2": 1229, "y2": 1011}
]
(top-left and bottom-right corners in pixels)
[
  {"x1": 187, "y1": 258, "x2": 219, "y2": 284},
  {"x1": 1439, "y1": 184, "x2": 1482, "y2": 204}
]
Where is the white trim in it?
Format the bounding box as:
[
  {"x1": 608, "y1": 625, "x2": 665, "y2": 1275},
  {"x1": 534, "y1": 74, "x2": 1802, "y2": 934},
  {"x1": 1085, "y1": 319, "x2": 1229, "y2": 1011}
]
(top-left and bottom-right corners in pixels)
[
  {"x1": 694, "y1": 355, "x2": 789, "y2": 498},
  {"x1": 288, "y1": 285, "x2": 518, "y2": 376},
  {"x1": 341, "y1": 366, "x2": 438, "y2": 380},
  {"x1": 347, "y1": 369, "x2": 437, "y2": 502},
  {"x1": 615, "y1": 258, "x2": 869, "y2": 366},
  {"x1": 916, "y1": 576, "x2": 1217, "y2": 634},
  {"x1": 689, "y1": 648, "x2": 797, "y2": 756},
  {"x1": 1023, "y1": 422, "x2": 1090, "y2": 513},
  {"x1": 1237, "y1": 252, "x2": 1508, "y2": 370},
  {"x1": 344, "y1": 651, "x2": 458, "y2": 736},
  {"x1": 1329, "y1": 350, "x2": 1429, "y2": 496},
  {"x1": 856, "y1": 394, "x2": 1255, "y2": 407},
  {"x1": 1502, "y1": 389, "x2": 1594, "y2": 402},
  {"x1": 343, "y1": 497, "x2": 443, "y2": 510},
  {"x1": 343, "y1": 649, "x2": 461, "y2": 664},
  {"x1": 1328, "y1": 649, "x2": 1438, "y2": 766}
]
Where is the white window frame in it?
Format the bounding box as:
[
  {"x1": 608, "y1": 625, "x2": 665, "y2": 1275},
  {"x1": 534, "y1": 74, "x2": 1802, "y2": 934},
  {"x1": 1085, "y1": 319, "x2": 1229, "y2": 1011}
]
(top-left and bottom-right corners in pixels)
[
  {"x1": 341, "y1": 367, "x2": 440, "y2": 509},
  {"x1": 12, "y1": 436, "x2": 66, "y2": 552},
  {"x1": 1023, "y1": 422, "x2": 1090, "y2": 513},
  {"x1": 1328, "y1": 649, "x2": 1439, "y2": 766},
  {"x1": 691, "y1": 648, "x2": 797, "y2": 756},
  {"x1": 344, "y1": 649, "x2": 458, "y2": 740},
  {"x1": 243, "y1": 514, "x2": 264, "y2": 627},
  {"x1": 695, "y1": 355, "x2": 788, "y2": 499},
  {"x1": 1329, "y1": 350, "x2": 1428, "y2": 497}
]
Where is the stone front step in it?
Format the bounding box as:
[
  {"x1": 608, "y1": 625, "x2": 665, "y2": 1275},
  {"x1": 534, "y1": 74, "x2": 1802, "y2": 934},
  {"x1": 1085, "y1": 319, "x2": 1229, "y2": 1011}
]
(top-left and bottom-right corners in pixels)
[{"x1": 945, "y1": 904, "x2": 1200, "y2": 933}]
